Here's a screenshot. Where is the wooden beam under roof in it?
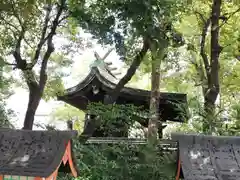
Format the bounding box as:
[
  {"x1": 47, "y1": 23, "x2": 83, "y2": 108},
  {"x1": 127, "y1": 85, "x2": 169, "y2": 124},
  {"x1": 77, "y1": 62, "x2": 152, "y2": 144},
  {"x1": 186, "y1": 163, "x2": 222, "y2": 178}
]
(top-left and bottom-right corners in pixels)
[{"x1": 85, "y1": 137, "x2": 177, "y2": 146}]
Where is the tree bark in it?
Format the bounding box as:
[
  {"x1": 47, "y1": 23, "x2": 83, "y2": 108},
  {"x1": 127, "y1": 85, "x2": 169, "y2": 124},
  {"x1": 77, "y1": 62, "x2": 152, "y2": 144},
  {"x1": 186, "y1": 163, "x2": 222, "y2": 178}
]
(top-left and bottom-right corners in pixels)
[
  {"x1": 195, "y1": 0, "x2": 222, "y2": 133},
  {"x1": 20, "y1": 1, "x2": 65, "y2": 130},
  {"x1": 203, "y1": 0, "x2": 222, "y2": 133},
  {"x1": 148, "y1": 45, "x2": 165, "y2": 144},
  {"x1": 148, "y1": 57, "x2": 160, "y2": 143},
  {"x1": 23, "y1": 88, "x2": 41, "y2": 129}
]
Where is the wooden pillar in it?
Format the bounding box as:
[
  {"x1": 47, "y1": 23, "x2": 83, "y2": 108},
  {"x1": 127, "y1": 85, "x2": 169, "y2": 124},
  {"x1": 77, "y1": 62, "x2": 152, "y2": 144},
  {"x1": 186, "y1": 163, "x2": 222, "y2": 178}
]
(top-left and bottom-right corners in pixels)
[
  {"x1": 158, "y1": 124, "x2": 167, "y2": 139},
  {"x1": 67, "y1": 120, "x2": 73, "y2": 130}
]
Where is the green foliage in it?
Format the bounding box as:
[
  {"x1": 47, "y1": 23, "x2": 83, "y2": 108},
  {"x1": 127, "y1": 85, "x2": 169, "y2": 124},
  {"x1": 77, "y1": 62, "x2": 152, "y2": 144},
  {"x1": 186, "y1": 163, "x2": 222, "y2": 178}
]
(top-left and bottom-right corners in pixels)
[
  {"x1": 0, "y1": 102, "x2": 15, "y2": 128},
  {"x1": 59, "y1": 141, "x2": 176, "y2": 180},
  {"x1": 42, "y1": 52, "x2": 73, "y2": 100},
  {"x1": 160, "y1": 0, "x2": 240, "y2": 135},
  {"x1": 69, "y1": 0, "x2": 187, "y2": 59},
  {"x1": 0, "y1": 58, "x2": 14, "y2": 128},
  {"x1": 0, "y1": 91, "x2": 14, "y2": 128},
  {"x1": 88, "y1": 102, "x2": 148, "y2": 124},
  {"x1": 87, "y1": 102, "x2": 149, "y2": 135},
  {"x1": 0, "y1": 0, "x2": 43, "y2": 55},
  {"x1": 0, "y1": 0, "x2": 84, "y2": 100},
  {"x1": 1, "y1": 0, "x2": 240, "y2": 137}
]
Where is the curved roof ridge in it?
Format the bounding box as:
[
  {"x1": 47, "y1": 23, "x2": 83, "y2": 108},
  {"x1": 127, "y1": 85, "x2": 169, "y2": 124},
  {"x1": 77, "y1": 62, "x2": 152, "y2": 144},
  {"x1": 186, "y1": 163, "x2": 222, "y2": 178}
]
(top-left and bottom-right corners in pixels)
[{"x1": 64, "y1": 66, "x2": 186, "y2": 100}]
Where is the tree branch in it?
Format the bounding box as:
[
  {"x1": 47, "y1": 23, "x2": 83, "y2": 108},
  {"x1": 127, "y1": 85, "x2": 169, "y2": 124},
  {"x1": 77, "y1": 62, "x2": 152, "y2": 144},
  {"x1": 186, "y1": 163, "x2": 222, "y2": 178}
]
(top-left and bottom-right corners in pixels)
[
  {"x1": 0, "y1": 17, "x2": 19, "y2": 32},
  {"x1": 189, "y1": 50, "x2": 206, "y2": 86},
  {"x1": 195, "y1": 11, "x2": 211, "y2": 79},
  {"x1": 104, "y1": 37, "x2": 150, "y2": 104},
  {"x1": 3, "y1": 61, "x2": 17, "y2": 66},
  {"x1": 12, "y1": 28, "x2": 26, "y2": 70},
  {"x1": 195, "y1": 11, "x2": 207, "y2": 23},
  {"x1": 0, "y1": 16, "x2": 34, "y2": 50},
  {"x1": 58, "y1": 14, "x2": 69, "y2": 24},
  {"x1": 39, "y1": 0, "x2": 66, "y2": 89},
  {"x1": 219, "y1": 7, "x2": 240, "y2": 28},
  {"x1": 31, "y1": 4, "x2": 52, "y2": 68},
  {"x1": 10, "y1": 3, "x2": 24, "y2": 29},
  {"x1": 200, "y1": 17, "x2": 211, "y2": 79}
]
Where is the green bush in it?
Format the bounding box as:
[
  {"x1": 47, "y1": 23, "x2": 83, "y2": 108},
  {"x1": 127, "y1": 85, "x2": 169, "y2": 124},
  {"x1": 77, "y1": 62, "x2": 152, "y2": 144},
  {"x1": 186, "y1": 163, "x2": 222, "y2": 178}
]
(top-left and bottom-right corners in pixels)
[{"x1": 58, "y1": 141, "x2": 177, "y2": 180}]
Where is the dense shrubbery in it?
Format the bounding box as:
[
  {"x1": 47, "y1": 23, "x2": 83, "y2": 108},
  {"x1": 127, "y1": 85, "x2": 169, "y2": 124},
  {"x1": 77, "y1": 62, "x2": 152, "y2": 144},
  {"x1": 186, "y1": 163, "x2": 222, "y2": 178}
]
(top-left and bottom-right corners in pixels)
[
  {"x1": 58, "y1": 141, "x2": 177, "y2": 180},
  {"x1": 58, "y1": 103, "x2": 177, "y2": 180}
]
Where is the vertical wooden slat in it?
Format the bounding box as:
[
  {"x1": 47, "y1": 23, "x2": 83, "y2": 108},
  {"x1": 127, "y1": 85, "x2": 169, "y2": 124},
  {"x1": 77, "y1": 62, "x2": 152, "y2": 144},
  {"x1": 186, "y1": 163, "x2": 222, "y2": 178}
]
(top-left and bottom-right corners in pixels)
[
  {"x1": 65, "y1": 141, "x2": 78, "y2": 177},
  {"x1": 34, "y1": 177, "x2": 42, "y2": 180},
  {"x1": 176, "y1": 158, "x2": 181, "y2": 180}
]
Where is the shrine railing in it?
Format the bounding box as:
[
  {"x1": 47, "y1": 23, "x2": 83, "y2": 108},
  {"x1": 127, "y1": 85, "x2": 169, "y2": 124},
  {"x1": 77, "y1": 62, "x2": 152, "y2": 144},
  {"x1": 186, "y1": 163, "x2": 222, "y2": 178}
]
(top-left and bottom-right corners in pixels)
[{"x1": 84, "y1": 137, "x2": 178, "y2": 151}]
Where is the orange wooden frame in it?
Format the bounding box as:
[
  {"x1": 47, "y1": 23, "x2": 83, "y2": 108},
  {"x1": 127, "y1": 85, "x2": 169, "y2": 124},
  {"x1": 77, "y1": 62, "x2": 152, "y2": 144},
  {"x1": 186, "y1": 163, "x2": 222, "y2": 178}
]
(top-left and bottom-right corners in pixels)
[
  {"x1": 176, "y1": 158, "x2": 181, "y2": 180},
  {"x1": 35, "y1": 163, "x2": 60, "y2": 180},
  {"x1": 34, "y1": 140, "x2": 78, "y2": 180},
  {"x1": 62, "y1": 141, "x2": 78, "y2": 177}
]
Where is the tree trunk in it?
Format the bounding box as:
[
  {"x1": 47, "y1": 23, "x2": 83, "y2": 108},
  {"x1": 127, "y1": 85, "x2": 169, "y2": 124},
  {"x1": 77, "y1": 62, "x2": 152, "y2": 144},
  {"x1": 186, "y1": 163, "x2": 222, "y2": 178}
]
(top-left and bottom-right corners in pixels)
[
  {"x1": 148, "y1": 47, "x2": 164, "y2": 144},
  {"x1": 202, "y1": 0, "x2": 222, "y2": 134},
  {"x1": 148, "y1": 58, "x2": 160, "y2": 143},
  {"x1": 203, "y1": 99, "x2": 215, "y2": 133},
  {"x1": 12, "y1": 1, "x2": 63, "y2": 130},
  {"x1": 22, "y1": 88, "x2": 42, "y2": 130}
]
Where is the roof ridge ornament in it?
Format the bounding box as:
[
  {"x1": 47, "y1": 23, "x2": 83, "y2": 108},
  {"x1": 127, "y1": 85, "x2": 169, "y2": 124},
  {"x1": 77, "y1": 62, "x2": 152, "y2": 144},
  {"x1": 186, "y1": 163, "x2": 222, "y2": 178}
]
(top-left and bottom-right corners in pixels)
[{"x1": 90, "y1": 49, "x2": 122, "y2": 79}]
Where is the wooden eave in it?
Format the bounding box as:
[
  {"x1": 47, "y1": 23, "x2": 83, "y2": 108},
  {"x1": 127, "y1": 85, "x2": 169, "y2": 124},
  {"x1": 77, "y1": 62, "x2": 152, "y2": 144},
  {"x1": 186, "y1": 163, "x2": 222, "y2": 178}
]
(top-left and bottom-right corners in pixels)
[{"x1": 58, "y1": 67, "x2": 187, "y2": 103}]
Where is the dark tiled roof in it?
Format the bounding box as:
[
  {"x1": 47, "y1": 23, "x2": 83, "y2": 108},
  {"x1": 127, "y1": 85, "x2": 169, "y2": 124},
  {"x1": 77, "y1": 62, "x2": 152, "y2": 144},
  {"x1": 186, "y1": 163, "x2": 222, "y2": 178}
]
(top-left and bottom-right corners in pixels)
[
  {"x1": 61, "y1": 67, "x2": 187, "y2": 101},
  {"x1": 172, "y1": 133, "x2": 240, "y2": 180},
  {"x1": 0, "y1": 129, "x2": 77, "y2": 177},
  {"x1": 58, "y1": 67, "x2": 189, "y2": 123}
]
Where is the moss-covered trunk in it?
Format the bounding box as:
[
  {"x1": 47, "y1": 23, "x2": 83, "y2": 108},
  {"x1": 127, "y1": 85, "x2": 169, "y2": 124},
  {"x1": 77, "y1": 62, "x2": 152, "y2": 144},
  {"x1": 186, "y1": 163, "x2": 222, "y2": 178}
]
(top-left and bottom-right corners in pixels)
[{"x1": 148, "y1": 45, "x2": 166, "y2": 145}]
